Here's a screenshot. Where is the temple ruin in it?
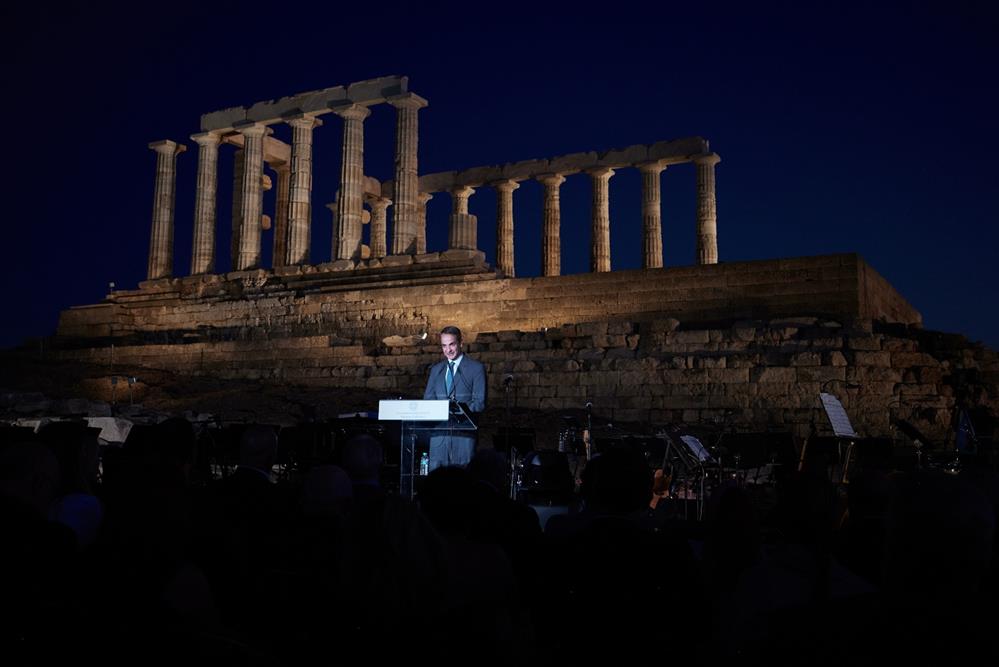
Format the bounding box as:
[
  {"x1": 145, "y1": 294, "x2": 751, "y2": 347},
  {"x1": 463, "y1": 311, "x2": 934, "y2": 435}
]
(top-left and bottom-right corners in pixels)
[
  {"x1": 52, "y1": 75, "x2": 997, "y2": 446},
  {"x1": 142, "y1": 75, "x2": 720, "y2": 281}
]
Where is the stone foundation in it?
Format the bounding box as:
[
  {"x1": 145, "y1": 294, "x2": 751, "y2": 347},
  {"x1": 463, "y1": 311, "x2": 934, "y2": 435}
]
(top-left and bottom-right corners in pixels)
[
  {"x1": 47, "y1": 252, "x2": 997, "y2": 445},
  {"x1": 49, "y1": 318, "x2": 997, "y2": 446},
  {"x1": 57, "y1": 253, "x2": 919, "y2": 343}
]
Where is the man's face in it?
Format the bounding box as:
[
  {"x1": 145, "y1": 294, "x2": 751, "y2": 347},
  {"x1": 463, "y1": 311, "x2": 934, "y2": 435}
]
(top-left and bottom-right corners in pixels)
[{"x1": 440, "y1": 333, "x2": 462, "y2": 361}]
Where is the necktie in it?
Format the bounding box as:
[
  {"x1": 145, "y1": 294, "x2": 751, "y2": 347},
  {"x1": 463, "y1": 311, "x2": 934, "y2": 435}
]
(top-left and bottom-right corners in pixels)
[{"x1": 445, "y1": 361, "x2": 454, "y2": 396}]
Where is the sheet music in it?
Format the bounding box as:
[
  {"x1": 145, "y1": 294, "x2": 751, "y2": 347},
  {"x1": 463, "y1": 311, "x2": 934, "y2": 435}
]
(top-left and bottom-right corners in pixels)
[
  {"x1": 820, "y1": 392, "x2": 858, "y2": 438},
  {"x1": 680, "y1": 435, "x2": 714, "y2": 463}
]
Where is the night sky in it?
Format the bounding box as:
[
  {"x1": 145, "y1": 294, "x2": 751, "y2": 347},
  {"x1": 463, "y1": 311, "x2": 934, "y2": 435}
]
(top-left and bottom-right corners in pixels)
[{"x1": 3, "y1": 1, "x2": 996, "y2": 350}]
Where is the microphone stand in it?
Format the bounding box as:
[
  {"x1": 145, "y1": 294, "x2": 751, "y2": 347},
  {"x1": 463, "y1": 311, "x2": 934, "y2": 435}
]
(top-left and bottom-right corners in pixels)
[
  {"x1": 585, "y1": 402, "x2": 593, "y2": 461},
  {"x1": 504, "y1": 375, "x2": 515, "y2": 499}
]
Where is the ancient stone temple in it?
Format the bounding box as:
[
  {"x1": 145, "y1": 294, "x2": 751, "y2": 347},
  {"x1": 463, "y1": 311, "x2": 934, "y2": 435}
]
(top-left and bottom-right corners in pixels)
[
  {"x1": 134, "y1": 75, "x2": 724, "y2": 282},
  {"x1": 54, "y1": 75, "x2": 998, "y2": 446}
]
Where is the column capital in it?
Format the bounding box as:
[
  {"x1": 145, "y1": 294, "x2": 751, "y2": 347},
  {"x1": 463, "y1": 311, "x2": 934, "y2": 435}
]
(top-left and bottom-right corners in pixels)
[
  {"x1": 148, "y1": 140, "x2": 186, "y2": 155},
  {"x1": 636, "y1": 159, "x2": 667, "y2": 174},
  {"x1": 387, "y1": 92, "x2": 429, "y2": 110},
  {"x1": 286, "y1": 114, "x2": 324, "y2": 130},
  {"x1": 450, "y1": 185, "x2": 476, "y2": 199},
  {"x1": 692, "y1": 152, "x2": 721, "y2": 167},
  {"x1": 190, "y1": 132, "x2": 222, "y2": 147},
  {"x1": 364, "y1": 193, "x2": 392, "y2": 208},
  {"x1": 329, "y1": 102, "x2": 372, "y2": 121},
  {"x1": 585, "y1": 166, "x2": 615, "y2": 178},
  {"x1": 418, "y1": 192, "x2": 433, "y2": 204},
  {"x1": 536, "y1": 173, "x2": 566, "y2": 187},
  {"x1": 490, "y1": 179, "x2": 521, "y2": 193},
  {"x1": 234, "y1": 123, "x2": 268, "y2": 138}
]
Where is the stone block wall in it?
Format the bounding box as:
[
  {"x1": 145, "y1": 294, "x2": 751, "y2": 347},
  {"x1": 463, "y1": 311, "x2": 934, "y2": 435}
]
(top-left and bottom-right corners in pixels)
[
  {"x1": 50, "y1": 251, "x2": 988, "y2": 446},
  {"x1": 57, "y1": 253, "x2": 920, "y2": 345},
  {"x1": 51, "y1": 316, "x2": 998, "y2": 446}
]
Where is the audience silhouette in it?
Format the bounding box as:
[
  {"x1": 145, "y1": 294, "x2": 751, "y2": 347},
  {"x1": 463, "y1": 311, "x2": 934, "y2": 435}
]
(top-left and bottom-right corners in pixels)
[{"x1": 2, "y1": 417, "x2": 996, "y2": 662}]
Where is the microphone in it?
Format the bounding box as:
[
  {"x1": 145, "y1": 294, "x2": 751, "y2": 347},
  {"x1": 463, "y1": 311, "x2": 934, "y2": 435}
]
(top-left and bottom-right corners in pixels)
[
  {"x1": 585, "y1": 401, "x2": 593, "y2": 412},
  {"x1": 503, "y1": 374, "x2": 514, "y2": 386}
]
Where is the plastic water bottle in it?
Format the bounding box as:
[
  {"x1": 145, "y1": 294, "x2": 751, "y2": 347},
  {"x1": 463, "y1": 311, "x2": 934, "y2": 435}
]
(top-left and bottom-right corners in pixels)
[{"x1": 419, "y1": 452, "x2": 429, "y2": 476}]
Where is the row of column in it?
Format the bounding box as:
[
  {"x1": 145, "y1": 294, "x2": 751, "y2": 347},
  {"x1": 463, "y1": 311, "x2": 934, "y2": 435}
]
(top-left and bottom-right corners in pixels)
[
  {"x1": 435, "y1": 153, "x2": 720, "y2": 278},
  {"x1": 147, "y1": 125, "x2": 719, "y2": 281},
  {"x1": 146, "y1": 93, "x2": 428, "y2": 280}
]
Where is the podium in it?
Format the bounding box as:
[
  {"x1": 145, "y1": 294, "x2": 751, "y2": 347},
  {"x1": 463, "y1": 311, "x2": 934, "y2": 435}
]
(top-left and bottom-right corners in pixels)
[{"x1": 378, "y1": 399, "x2": 478, "y2": 499}]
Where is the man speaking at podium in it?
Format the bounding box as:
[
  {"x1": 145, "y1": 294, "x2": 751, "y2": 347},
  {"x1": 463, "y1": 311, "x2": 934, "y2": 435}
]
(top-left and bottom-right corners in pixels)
[{"x1": 423, "y1": 325, "x2": 487, "y2": 472}]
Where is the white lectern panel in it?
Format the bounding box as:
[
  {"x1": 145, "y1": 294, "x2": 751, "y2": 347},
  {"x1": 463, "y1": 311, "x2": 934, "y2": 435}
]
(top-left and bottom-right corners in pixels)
[{"x1": 378, "y1": 399, "x2": 449, "y2": 421}]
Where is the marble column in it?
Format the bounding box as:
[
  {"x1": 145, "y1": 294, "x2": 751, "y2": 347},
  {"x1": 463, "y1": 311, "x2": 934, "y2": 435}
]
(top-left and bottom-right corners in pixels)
[
  {"x1": 271, "y1": 162, "x2": 291, "y2": 268},
  {"x1": 333, "y1": 104, "x2": 371, "y2": 262},
  {"x1": 694, "y1": 153, "x2": 721, "y2": 265},
  {"x1": 235, "y1": 124, "x2": 267, "y2": 271},
  {"x1": 493, "y1": 180, "x2": 520, "y2": 277},
  {"x1": 327, "y1": 198, "x2": 339, "y2": 261},
  {"x1": 189, "y1": 132, "x2": 220, "y2": 275},
  {"x1": 365, "y1": 193, "x2": 391, "y2": 258},
  {"x1": 388, "y1": 93, "x2": 429, "y2": 255},
  {"x1": 537, "y1": 173, "x2": 565, "y2": 277},
  {"x1": 229, "y1": 149, "x2": 244, "y2": 270},
  {"x1": 147, "y1": 140, "x2": 186, "y2": 280},
  {"x1": 587, "y1": 167, "x2": 615, "y2": 273},
  {"x1": 417, "y1": 192, "x2": 432, "y2": 254},
  {"x1": 286, "y1": 116, "x2": 321, "y2": 266},
  {"x1": 638, "y1": 160, "x2": 667, "y2": 269},
  {"x1": 448, "y1": 186, "x2": 476, "y2": 250}
]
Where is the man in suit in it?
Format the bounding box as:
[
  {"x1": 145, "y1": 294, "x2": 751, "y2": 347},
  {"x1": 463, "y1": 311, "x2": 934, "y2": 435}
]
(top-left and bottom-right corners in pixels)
[{"x1": 423, "y1": 326, "x2": 487, "y2": 471}]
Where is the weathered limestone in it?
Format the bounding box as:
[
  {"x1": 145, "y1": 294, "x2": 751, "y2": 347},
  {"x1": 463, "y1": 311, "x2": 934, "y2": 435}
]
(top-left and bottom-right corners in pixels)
[
  {"x1": 417, "y1": 192, "x2": 432, "y2": 254},
  {"x1": 64, "y1": 253, "x2": 922, "y2": 341},
  {"x1": 448, "y1": 186, "x2": 476, "y2": 250},
  {"x1": 588, "y1": 167, "x2": 614, "y2": 273},
  {"x1": 220, "y1": 134, "x2": 291, "y2": 179},
  {"x1": 286, "y1": 116, "x2": 321, "y2": 266},
  {"x1": 326, "y1": 197, "x2": 339, "y2": 264},
  {"x1": 694, "y1": 153, "x2": 720, "y2": 265},
  {"x1": 271, "y1": 162, "x2": 290, "y2": 268},
  {"x1": 189, "y1": 133, "x2": 220, "y2": 275},
  {"x1": 365, "y1": 193, "x2": 391, "y2": 258},
  {"x1": 200, "y1": 75, "x2": 408, "y2": 131},
  {"x1": 537, "y1": 173, "x2": 565, "y2": 277},
  {"x1": 415, "y1": 137, "x2": 709, "y2": 192},
  {"x1": 333, "y1": 104, "x2": 371, "y2": 262},
  {"x1": 147, "y1": 140, "x2": 186, "y2": 280},
  {"x1": 235, "y1": 124, "x2": 267, "y2": 271},
  {"x1": 388, "y1": 93, "x2": 428, "y2": 255},
  {"x1": 638, "y1": 160, "x2": 666, "y2": 269},
  {"x1": 493, "y1": 180, "x2": 520, "y2": 277},
  {"x1": 229, "y1": 149, "x2": 244, "y2": 270}
]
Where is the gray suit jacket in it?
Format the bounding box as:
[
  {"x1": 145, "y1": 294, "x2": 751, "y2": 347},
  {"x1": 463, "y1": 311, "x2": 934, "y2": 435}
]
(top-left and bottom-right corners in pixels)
[{"x1": 423, "y1": 355, "x2": 487, "y2": 413}]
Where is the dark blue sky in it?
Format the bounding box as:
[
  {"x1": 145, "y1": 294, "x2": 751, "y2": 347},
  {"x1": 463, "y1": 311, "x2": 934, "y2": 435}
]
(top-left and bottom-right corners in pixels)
[{"x1": 3, "y1": 1, "x2": 997, "y2": 349}]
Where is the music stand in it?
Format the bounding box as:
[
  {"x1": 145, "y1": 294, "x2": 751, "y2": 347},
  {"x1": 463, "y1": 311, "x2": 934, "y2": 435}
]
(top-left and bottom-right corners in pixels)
[
  {"x1": 820, "y1": 393, "x2": 858, "y2": 439},
  {"x1": 800, "y1": 392, "x2": 859, "y2": 482},
  {"x1": 661, "y1": 428, "x2": 716, "y2": 520}
]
